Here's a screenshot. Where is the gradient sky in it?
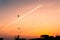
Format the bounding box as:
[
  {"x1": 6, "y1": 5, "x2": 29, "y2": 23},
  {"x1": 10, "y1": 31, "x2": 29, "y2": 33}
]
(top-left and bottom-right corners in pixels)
[{"x1": 0, "y1": 0, "x2": 60, "y2": 39}]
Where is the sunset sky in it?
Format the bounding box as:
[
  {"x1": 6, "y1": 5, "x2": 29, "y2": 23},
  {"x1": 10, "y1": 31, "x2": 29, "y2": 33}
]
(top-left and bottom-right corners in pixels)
[{"x1": 0, "y1": 0, "x2": 60, "y2": 39}]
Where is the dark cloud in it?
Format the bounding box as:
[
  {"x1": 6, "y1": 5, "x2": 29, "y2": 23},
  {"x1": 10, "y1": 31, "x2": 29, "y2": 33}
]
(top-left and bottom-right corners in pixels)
[
  {"x1": 0, "y1": 0, "x2": 41, "y2": 6},
  {"x1": 0, "y1": 0, "x2": 60, "y2": 6}
]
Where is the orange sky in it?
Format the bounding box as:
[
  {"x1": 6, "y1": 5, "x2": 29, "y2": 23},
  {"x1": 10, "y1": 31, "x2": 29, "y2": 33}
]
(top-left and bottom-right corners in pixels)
[{"x1": 0, "y1": 0, "x2": 60, "y2": 38}]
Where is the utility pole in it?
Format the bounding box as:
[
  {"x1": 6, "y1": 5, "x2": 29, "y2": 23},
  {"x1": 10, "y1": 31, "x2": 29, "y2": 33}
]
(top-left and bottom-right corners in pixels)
[{"x1": 17, "y1": 14, "x2": 20, "y2": 37}]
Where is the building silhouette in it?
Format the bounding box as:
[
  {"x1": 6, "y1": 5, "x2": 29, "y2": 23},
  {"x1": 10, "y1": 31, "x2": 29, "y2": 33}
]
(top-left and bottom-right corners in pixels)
[
  {"x1": 30, "y1": 35, "x2": 60, "y2": 40},
  {"x1": 0, "y1": 34, "x2": 60, "y2": 40},
  {"x1": 0, "y1": 38, "x2": 3, "y2": 40},
  {"x1": 55, "y1": 36, "x2": 60, "y2": 40}
]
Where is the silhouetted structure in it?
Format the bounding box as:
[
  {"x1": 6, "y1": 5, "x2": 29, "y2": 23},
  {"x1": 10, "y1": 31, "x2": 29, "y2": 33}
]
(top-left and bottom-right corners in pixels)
[
  {"x1": 1, "y1": 34, "x2": 60, "y2": 40},
  {"x1": 0, "y1": 38, "x2": 3, "y2": 40},
  {"x1": 30, "y1": 35, "x2": 60, "y2": 40},
  {"x1": 41, "y1": 35, "x2": 54, "y2": 40},
  {"x1": 15, "y1": 35, "x2": 26, "y2": 40},
  {"x1": 55, "y1": 36, "x2": 60, "y2": 40}
]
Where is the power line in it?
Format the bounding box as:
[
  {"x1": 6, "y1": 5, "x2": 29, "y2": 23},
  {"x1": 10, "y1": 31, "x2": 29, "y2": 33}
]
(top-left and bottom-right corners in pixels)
[{"x1": 0, "y1": 4, "x2": 42, "y2": 32}]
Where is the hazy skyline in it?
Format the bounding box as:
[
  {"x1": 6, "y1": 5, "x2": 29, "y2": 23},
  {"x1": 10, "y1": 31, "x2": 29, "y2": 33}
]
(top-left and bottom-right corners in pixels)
[{"x1": 0, "y1": 0, "x2": 60, "y2": 39}]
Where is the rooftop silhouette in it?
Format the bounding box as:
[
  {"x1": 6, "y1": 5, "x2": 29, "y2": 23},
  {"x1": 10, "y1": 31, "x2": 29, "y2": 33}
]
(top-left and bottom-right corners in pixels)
[
  {"x1": 30, "y1": 35, "x2": 60, "y2": 40},
  {"x1": 0, "y1": 38, "x2": 3, "y2": 40},
  {"x1": 1, "y1": 34, "x2": 60, "y2": 40}
]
